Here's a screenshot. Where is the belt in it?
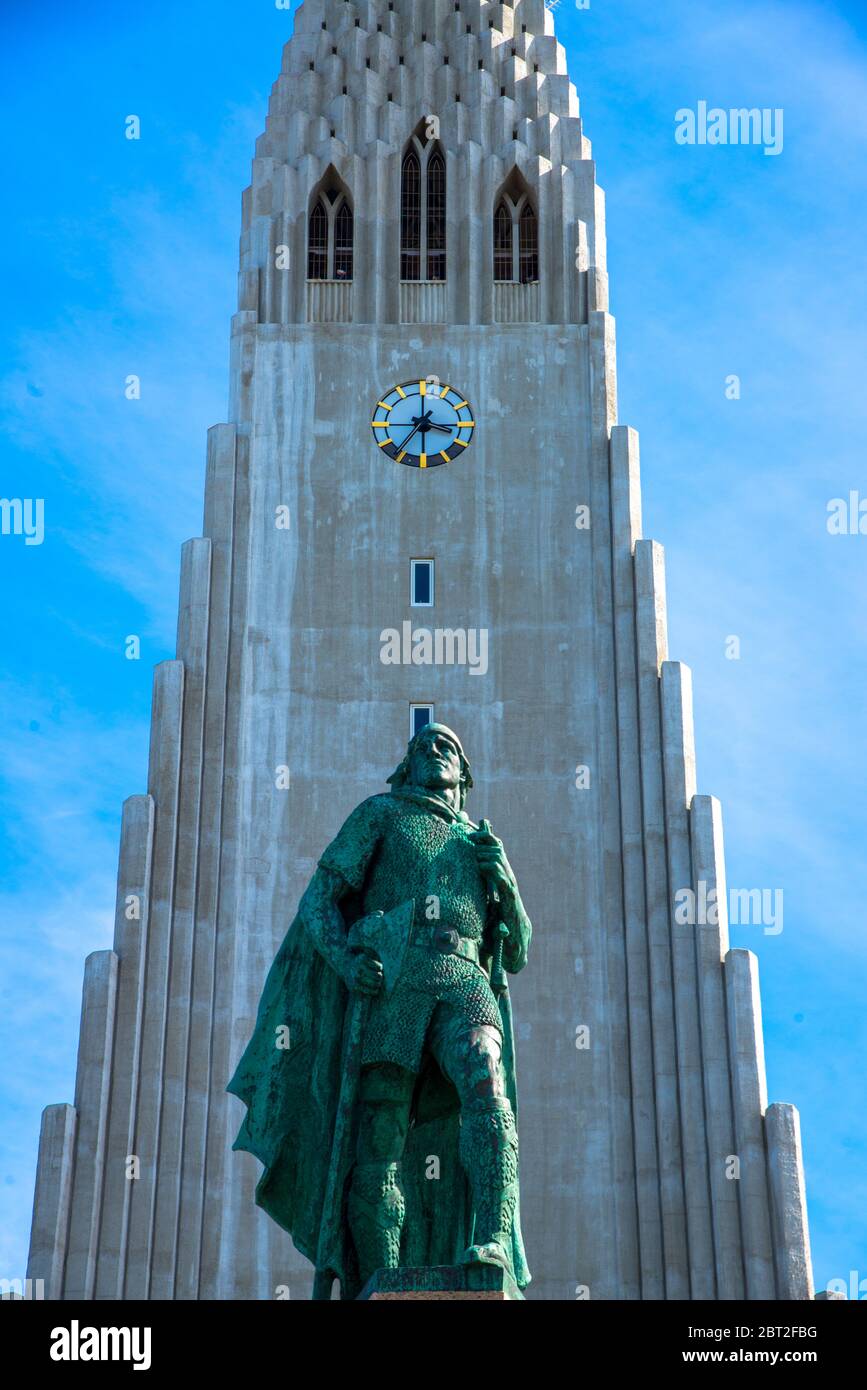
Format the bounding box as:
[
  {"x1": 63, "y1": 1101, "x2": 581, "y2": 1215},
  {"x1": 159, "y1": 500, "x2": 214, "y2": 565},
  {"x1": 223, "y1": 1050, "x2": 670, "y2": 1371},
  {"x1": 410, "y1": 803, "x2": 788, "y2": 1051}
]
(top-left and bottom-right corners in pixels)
[{"x1": 412, "y1": 924, "x2": 480, "y2": 965}]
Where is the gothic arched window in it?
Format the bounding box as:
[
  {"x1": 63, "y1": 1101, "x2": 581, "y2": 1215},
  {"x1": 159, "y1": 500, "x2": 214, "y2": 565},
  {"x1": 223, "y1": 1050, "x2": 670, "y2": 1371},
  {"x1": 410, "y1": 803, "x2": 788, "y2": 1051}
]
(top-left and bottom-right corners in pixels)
[
  {"x1": 519, "y1": 202, "x2": 539, "y2": 284},
  {"x1": 493, "y1": 184, "x2": 538, "y2": 285},
  {"x1": 334, "y1": 200, "x2": 354, "y2": 280},
  {"x1": 426, "y1": 151, "x2": 446, "y2": 281},
  {"x1": 308, "y1": 201, "x2": 328, "y2": 280},
  {"x1": 493, "y1": 202, "x2": 513, "y2": 282},
  {"x1": 400, "y1": 131, "x2": 447, "y2": 282},
  {"x1": 307, "y1": 180, "x2": 354, "y2": 281},
  {"x1": 400, "y1": 150, "x2": 421, "y2": 281}
]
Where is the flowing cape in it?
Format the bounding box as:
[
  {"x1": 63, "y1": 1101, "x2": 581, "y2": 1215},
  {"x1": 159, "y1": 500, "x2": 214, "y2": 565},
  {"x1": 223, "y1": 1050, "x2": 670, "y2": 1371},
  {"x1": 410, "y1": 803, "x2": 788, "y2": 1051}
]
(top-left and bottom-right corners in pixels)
[{"x1": 227, "y1": 906, "x2": 530, "y2": 1298}]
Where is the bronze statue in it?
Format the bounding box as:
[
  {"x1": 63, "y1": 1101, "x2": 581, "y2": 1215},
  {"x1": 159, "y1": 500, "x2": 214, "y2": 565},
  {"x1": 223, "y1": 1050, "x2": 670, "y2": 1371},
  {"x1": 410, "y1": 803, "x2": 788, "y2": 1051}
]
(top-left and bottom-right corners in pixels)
[{"x1": 228, "y1": 724, "x2": 532, "y2": 1299}]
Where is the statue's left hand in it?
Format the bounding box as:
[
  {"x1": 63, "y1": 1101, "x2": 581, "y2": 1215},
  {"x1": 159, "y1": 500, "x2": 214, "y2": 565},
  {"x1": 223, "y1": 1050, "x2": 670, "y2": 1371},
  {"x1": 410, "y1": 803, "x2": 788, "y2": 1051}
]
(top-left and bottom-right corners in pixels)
[
  {"x1": 345, "y1": 952, "x2": 385, "y2": 996},
  {"x1": 469, "y1": 820, "x2": 516, "y2": 898}
]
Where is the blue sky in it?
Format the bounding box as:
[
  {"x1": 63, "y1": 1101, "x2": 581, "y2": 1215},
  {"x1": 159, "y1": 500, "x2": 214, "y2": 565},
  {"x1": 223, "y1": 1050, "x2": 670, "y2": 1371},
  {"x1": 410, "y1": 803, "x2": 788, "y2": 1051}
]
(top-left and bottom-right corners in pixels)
[{"x1": 1, "y1": 0, "x2": 866, "y2": 1296}]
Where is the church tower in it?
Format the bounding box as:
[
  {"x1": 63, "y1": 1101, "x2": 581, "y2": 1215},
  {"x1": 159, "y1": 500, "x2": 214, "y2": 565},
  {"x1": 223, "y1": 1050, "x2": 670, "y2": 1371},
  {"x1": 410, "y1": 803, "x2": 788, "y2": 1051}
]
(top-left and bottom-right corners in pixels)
[{"x1": 28, "y1": 0, "x2": 813, "y2": 1301}]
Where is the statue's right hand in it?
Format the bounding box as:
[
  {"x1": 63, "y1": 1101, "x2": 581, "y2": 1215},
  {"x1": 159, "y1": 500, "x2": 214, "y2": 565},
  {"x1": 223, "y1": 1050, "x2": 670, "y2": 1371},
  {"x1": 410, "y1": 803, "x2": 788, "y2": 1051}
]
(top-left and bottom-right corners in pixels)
[{"x1": 345, "y1": 953, "x2": 384, "y2": 996}]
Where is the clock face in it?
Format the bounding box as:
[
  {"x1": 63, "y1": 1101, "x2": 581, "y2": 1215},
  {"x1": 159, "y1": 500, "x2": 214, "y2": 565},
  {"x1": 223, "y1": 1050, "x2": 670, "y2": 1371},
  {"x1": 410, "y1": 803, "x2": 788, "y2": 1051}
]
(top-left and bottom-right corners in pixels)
[{"x1": 371, "y1": 380, "x2": 475, "y2": 468}]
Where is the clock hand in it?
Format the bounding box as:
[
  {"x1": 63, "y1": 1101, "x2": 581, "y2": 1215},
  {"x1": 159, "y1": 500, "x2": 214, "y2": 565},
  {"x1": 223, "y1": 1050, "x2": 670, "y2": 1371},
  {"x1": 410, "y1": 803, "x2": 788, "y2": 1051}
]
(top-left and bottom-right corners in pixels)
[
  {"x1": 394, "y1": 411, "x2": 427, "y2": 450},
  {"x1": 398, "y1": 421, "x2": 424, "y2": 448},
  {"x1": 425, "y1": 421, "x2": 455, "y2": 435},
  {"x1": 396, "y1": 409, "x2": 434, "y2": 448}
]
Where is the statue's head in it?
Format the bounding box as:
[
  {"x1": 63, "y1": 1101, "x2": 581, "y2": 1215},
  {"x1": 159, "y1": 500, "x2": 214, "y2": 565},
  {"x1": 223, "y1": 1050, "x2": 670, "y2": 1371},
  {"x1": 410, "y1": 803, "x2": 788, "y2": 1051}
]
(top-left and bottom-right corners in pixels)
[{"x1": 387, "y1": 723, "x2": 473, "y2": 811}]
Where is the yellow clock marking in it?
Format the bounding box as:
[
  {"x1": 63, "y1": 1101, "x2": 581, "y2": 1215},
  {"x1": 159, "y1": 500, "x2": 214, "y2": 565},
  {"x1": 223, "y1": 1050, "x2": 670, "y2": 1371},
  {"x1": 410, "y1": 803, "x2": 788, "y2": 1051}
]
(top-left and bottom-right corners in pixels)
[
  {"x1": 440, "y1": 384, "x2": 450, "y2": 398},
  {"x1": 372, "y1": 421, "x2": 391, "y2": 428},
  {"x1": 377, "y1": 401, "x2": 393, "y2": 412},
  {"x1": 453, "y1": 400, "x2": 469, "y2": 410},
  {"x1": 396, "y1": 450, "x2": 407, "y2": 463},
  {"x1": 396, "y1": 385, "x2": 407, "y2": 399},
  {"x1": 456, "y1": 438, "x2": 469, "y2": 448},
  {"x1": 439, "y1": 451, "x2": 450, "y2": 463},
  {"x1": 419, "y1": 379, "x2": 427, "y2": 397},
  {"x1": 377, "y1": 438, "x2": 391, "y2": 448},
  {"x1": 458, "y1": 420, "x2": 475, "y2": 429},
  {"x1": 419, "y1": 454, "x2": 427, "y2": 468}
]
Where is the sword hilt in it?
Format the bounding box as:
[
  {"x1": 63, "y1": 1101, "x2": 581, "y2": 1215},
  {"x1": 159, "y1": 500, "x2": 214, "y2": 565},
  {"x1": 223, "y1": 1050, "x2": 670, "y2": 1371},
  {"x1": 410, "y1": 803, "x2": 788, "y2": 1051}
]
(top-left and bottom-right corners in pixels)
[{"x1": 491, "y1": 920, "x2": 509, "y2": 994}]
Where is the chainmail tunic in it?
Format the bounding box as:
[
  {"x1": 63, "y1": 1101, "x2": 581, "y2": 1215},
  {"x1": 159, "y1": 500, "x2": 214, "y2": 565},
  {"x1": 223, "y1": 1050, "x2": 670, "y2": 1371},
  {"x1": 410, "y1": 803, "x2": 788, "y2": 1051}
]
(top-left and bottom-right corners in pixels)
[{"x1": 319, "y1": 792, "x2": 503, "y2": 1071}]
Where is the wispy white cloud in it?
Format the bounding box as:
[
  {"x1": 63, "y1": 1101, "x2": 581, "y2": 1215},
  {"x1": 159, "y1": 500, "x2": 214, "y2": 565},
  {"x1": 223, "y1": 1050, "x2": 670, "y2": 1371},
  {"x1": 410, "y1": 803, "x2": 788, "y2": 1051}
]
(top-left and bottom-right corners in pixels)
[{"x1": 0, "y1": 105, "x2": 262, "y2": 644}]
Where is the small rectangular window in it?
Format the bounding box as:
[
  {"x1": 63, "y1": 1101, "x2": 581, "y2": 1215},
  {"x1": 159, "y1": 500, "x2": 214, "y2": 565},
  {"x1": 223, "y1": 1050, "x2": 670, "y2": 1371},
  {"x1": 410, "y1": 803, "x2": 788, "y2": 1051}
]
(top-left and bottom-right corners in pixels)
[
  {"x1": 411, "y1": 704, "x2": 434, "y2": 738},
  {"x1": 411, "y1": 559, "x2": 434, "y2": 607}
]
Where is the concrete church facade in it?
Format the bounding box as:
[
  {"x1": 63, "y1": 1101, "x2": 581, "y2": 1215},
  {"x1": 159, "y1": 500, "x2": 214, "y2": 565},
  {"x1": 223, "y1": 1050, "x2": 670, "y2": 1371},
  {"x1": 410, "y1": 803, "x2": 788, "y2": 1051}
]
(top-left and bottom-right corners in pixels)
[{"x1": 28, "y1": 0, "x2": 813, "y2": 1301}]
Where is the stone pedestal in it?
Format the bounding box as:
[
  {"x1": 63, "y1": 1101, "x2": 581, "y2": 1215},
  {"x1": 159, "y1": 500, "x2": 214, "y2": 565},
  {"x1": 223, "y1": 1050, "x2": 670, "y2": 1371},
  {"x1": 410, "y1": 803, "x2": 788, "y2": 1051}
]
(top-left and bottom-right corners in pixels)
[{"x1": 359, "y1": 1265, "x2": 523, "y2": 1301}]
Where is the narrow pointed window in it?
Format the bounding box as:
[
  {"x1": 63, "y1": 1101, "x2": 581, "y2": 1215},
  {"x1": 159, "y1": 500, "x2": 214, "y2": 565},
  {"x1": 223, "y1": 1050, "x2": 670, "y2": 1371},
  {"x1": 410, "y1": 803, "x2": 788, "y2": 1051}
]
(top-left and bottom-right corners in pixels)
[
  {"x1": 519, "y1": 202, "x2": 538, "y2": 284},
  {"x1": 494, "y1": 201, "x2": 513, "y2": 282},
  {"x1": 401, "y1": 131, "x2": 447, "y2": 283},
  {"x1": 308, "y1": 200, "x2": 328, "y2": 280},
  {"x1": 426, "y1": 151, "x2": 446, "y2": 281},
  {"x1": 401, "y1": 151, "x2": 421, "y2": 281},
  {"x1": 307, "y1": 179, "x2": 354, "y2": 281},
  {"x1": 334, "y1": 201, "x2": 354, "y2": 280},
  {"x1": 492, "y1": 180, "x2": 538, "y2": 285}
]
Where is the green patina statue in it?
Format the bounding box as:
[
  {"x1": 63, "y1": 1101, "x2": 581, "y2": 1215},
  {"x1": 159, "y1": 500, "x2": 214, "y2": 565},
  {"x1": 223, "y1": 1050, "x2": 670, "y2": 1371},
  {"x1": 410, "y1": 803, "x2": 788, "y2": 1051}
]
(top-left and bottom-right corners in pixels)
[{"x1": 228, "y1": 724, "x2": 533, "y2": 1299}]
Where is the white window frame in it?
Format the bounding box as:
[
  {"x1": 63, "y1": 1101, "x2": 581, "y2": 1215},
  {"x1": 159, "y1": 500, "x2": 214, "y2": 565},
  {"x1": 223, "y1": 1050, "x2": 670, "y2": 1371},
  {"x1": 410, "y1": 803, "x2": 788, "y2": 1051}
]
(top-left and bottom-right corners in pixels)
[
  {"x1": 410, "y1": 558, "x2": 435, "y2": 608},
  {"x1": 410, "y1": 704, "x2": 435, "y2": 738}
]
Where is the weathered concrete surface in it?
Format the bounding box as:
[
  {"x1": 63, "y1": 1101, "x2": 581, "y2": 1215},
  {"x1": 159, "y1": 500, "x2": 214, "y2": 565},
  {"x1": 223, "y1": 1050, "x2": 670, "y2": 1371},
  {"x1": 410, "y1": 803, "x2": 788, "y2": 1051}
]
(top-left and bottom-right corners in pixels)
[
  {"x1": 25, "y1": 0, "x2": 814, "y2": 1302},
  {"x1": 96, "y1": 794, "x2": 154, "y2": 1300},
  {"x1": 690, "y1": 796, "x2": 743, "y2": 1300},
  {"x1": 766, "y1": 1104, "x2": 814, "y2": 1300},
  {"x1": 63, "y1": 951, "x2": 118, "y2": 1300},
  {"x1": 27, "y1": 1104, "x2": 76, "y2": 1300},
  {"x1": 725, "y1": 949, "x2": 776, "y2": 1298}
]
